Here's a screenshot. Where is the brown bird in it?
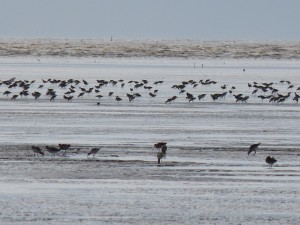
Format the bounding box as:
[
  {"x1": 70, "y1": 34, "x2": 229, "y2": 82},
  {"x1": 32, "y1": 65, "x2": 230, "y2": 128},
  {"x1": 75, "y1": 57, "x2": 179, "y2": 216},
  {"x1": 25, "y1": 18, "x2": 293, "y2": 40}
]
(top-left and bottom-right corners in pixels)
[
  {"x1": 265, "y1": 156, "x2": 277, "y2": 168},
  {"x1": 154, "y1": 142, "x2": 167, "y2": 149},
  {"x1": 248, "y1": 143, "x2": 260, "y2": 156},
  {"x1": 59, "y1": 144, "x2": 71, "y2": 156},
  {"x1": 45, "y1": 146, "x2": 60, "y2": 157},
  {"x1": 87, "y1": 147, "x2": 101, "y2": 158},
  {"x1": 31, "y1": 145, "x2": 44, "y2": 157}
]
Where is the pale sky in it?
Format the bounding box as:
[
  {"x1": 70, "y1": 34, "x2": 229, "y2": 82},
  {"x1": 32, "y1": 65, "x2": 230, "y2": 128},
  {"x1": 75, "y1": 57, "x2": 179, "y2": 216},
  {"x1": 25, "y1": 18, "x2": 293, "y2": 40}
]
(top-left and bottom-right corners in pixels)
[{"x1": 0, "y1": 0, "x2": 299, "y2": 40}]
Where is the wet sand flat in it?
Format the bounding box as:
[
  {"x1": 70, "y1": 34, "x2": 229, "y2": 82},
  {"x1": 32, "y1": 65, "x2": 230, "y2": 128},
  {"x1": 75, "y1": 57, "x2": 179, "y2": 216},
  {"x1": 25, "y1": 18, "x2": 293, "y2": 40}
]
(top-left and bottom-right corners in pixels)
[{"x1": 0, "y1": 57, "x2": 300, "y2": 224}]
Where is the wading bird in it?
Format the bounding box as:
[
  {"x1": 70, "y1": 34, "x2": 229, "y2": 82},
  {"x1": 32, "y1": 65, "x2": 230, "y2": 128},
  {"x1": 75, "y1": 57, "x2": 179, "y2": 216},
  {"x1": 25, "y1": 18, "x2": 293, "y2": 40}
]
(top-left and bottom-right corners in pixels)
[
  {"x1": 248, "y1": 143, "x2": 260, "y2": 156},
  {"x1": 265, "y1": 156, "x2": 277, "y2": 168},
  {"x1": 87, "y1": 147, "x2": 101, "y2": 158},
  {"x1": 59, "y1": 144, "x2": 71, "y2": 156},
  {"x1": 157, "y1": 146, "x2": 167, "y2": 164},
  {"x1": 157, "y1": 151, "x2": 164, "y2": 164},
  {"x1": 154, "y1": 142, "x2": 167, "y2": 149},
  {"x1": 155, "y1": 142, "x2": 167, "y2": 164},
  {"x1": 31, "y1": 145, "x2": 44, "y2": 157},
  {"x1": 45, "y1": 146, "x2": 60, "y2": 157}
]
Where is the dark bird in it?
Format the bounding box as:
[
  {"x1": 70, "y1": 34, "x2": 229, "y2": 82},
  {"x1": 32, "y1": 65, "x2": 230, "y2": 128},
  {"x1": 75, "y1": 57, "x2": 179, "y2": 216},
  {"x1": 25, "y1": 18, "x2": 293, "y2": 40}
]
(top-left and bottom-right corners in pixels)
[
  {"x1": 248, "y1": 143, "x2": 260, "y2": 156},
  {"x1": 157, "y1": 145, "x2": 167, "y2": 164},
  {"x1": 186, "y1": 92, "x2": 194, "y2": 100},
  {"x1": 80, "y1": 87, "x2": 86, "y2": 92},
  {"x1": 116, "y1": 96, "x2": 122, "y2": 102},
  {"x1": 265, "y1": 156, "x2": 277, "y2": 168},
  {"x1": 3, "y1": 90, "x2": 11, "y2": 96},
  {"x1": 96, "y1": 94, "x2": 103, "y2": 99},
  {"x1": 50, "y1": 94, "x2": 57, "y2": 101},
  {"x1": 154, "y1": 142, "x2": 167, "y2": 149},
  {"x1": 154, "y1": 80, "x2": 164, "y2": 85},
  {"x1": 78, "y1": 92, "x2": 85, "y2": 98},
  {"x1": 165, "y1": 96, "x2": 177, "y2": 104},
  {"x1": 144, "y1": 85, "x2": 152, "y2": 90},
  {"x1": 189, "y1": 97, "x2": 196, "y2": 102},
  {"x1": 126, "y1": 93, "x2": 135, "y2": 102},
  {"x1": 161, "y1": 145, "x2": 167, "y2": 155},
  {"x1": 198, "y1": 94, "x2": 206, "y2": 101},
  {"x1": 87, "y1": 147, "x2": 101, "y2": 158},
  {"x1": 11, "y1": 95, "x2": 18, "y2": 101},
  {"x1": 45, "y1": 146, "x2": 60, "y2": 157},
  {"x1": 149, "y1": 92, "x2": 156, "y2": 98},
  {"x1": 32, "y1": 91, "x2": 41, "y2": 100},
  {"x1": 64, "y1": 95, "x2": 74, "y2": 101},
  {"x1": 165, "y1": 98, "x2": 173, "y2": 104},
  {"x1": 221, "y1": 84, "x2": 227, "y2": 89},
  {"x1": 59, "y1": 144, "x2": 71, "y2": 156},
  {"x1": 31, "y1": 145, "x2": 44, "y2": 157},
  {"x1": 20, "y1": 90, "x2": 29, "y2": 97}
]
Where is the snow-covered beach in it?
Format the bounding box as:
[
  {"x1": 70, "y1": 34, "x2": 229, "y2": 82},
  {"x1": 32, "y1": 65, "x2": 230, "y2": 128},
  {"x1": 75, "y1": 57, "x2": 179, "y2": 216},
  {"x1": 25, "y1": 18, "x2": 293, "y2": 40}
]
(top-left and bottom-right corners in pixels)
[{"x1": 0, "y1": 40, "x2": 300, "y2": 224}]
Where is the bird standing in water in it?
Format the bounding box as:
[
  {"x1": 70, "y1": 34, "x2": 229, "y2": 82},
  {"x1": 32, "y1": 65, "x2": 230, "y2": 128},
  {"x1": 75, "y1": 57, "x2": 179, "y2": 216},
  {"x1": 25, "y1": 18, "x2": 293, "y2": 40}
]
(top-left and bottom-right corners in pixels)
[
  {"x1": 265, "y1": 156, "x2": 277, "y2": 168},
  {"x1": 248, "y1": 143, "x2": 261, "y2": 156},
  {"x1": 156, "y1": 144, "x2": 167, "y2": 164},
  {"x1": 31, "y1": 145, "x2": 44, "y2": 157},
  {"x1": 45, "y1": 146, "x2": 60, "y2": 157},
  {"x1": 157, "y1": 151, "x2": 165, "y2": 164},
  {"x1": 154, "y1": 142, "x2": 167, "y2": 149},
  {"x1": 59, "y1": 143, "x2": 71, "y2": 156},
  {"x1": 87, "y1": 147, "x2": 101, "y2": 159}
]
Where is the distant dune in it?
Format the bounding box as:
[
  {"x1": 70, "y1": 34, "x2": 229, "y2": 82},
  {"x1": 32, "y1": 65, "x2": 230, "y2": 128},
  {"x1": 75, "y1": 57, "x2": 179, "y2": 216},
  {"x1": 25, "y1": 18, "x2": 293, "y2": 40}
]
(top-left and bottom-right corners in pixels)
[{"x1": 0, "y1": 39, "x2": 300, "y2": 59}]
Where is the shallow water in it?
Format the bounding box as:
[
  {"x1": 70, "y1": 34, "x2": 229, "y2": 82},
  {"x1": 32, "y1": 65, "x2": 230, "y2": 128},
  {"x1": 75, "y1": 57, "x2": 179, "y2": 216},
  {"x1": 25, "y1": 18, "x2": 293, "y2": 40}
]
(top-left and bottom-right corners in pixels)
[
  {"x1": 1, "y1": 57, "x2": 300, "y2": 148},
  {"x1": 0, "y1": 145, "x2": 299, "y2": 225},
  {"x1": 0, "y1": 57, "x2": 300, "y2": 224}
]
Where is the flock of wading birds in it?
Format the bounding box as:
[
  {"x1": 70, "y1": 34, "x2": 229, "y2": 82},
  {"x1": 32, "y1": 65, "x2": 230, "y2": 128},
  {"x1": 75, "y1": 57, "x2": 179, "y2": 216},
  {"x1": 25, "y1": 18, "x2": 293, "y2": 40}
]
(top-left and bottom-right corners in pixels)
[
  {"x1": 1, "y1": 77, "x2": 283, "y2": 167},
  {"x1": 0, "y1": 77, "x2": 299, "y2": 104},
  {"x1": 31, "y1": 142, "x2": 277, "y2": 168}
]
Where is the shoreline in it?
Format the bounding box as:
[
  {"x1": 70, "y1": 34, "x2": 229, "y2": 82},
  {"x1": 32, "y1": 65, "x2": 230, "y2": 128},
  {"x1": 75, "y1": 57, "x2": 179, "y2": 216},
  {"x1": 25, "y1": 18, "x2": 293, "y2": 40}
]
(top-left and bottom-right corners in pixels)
[{"x1": 0, "y1": 39, "x2": 299, "y2": 59}]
